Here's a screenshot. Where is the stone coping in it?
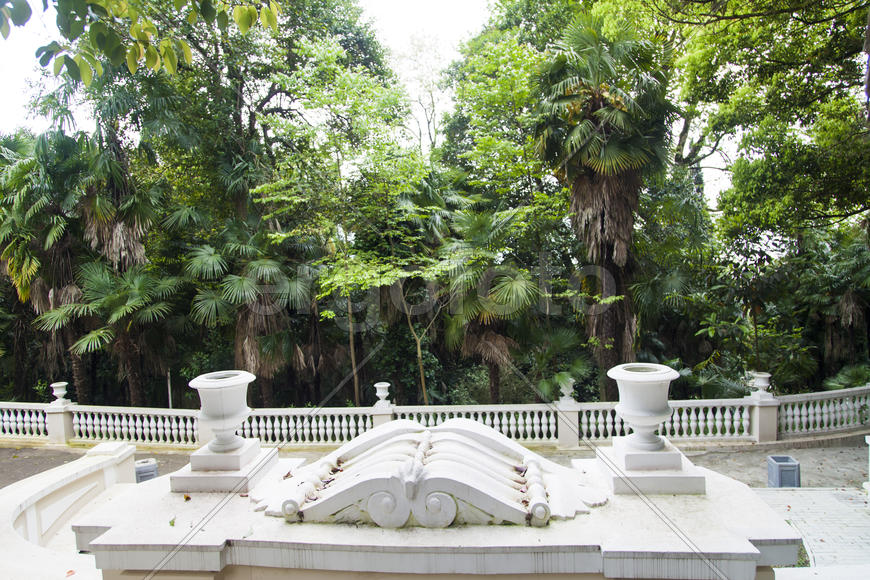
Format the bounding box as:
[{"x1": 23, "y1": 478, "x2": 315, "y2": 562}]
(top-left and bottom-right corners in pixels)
[{"x1": 74, "y1": 453, "x2": 800, "y2": 580}]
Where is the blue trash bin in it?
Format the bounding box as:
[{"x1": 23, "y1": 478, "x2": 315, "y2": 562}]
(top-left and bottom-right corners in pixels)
[{"x1": 767, "y1": 455, "x2": 800, "y2": 487}]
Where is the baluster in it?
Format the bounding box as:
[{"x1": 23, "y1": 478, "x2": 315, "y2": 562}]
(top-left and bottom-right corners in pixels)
[
  {"x1": 0, "y1": 409, "x2": 8, "y2": 435},
  {"x1": 325, "y1": 415, "x2": 335, "y2": 442},
  {"x1": 687, "y1": 407, "x2": 697, "y2": 438},
  {"x1": 15, "y1": 409, "x2": 24, "y2": 436},
  {"x1": 548, "y1": 411, "x2": 556, "y2": 440},
  {"x1": 294, "y1": 416, "x2": 303, "y2": 443},
  {"x1": 676, "y1": 408, "x2": 686, "y2": 437},
  {"x1": 613, "y1": 413, "x2": 628, "y2": 437},
  {"x1": 663, "y1": 408, "x2": 674, "y2": 438},
  {"x1": 305, "y1": 416, "x2": 313, "y2": 442},
  {"x1": 799, "y1": 403, "x2": 809, "y2": 432},
  {"x1": 514, "y1": 411, "x2": 525, "y2": 439},
  {"x1": 21, "y1": 409, "x2": 30, "y2": 436},
  {"x1": 590, "y1": 411, "x2": 600, "y2": 439},
  {"x1": 337, "y1": 415, "x2": 346, "y2": 441},
  {"x1": 819, "y1": 400, "x2": 830, "y2": 431},
  {"x1": 842, "y1": 397, "x2": 854, "y2": 427},
  {"x1": 316, "y1": 415, "x2": 325, "y2": 442},
  {"x1": 70, "y1": 411, "x2": 80, "y2": 438},
  {"x1": 579, "y1": 410, "x2": 588, "y2": 439},
  {"x1": 85, "y1": 413, "x2": 96, "y2": 440},
  {"x1": 713, "y1": 407, "x2": 723, "y2": 437},
  {"x1": 825, "y1": 399, "x2": 834, "y2": 430},
  {"x1": 276, "y1": 416, "x2": 284, "y2": 442},
  {"x1": 153, "y1": 415, "x2": 162, "y2": 442},
  {"x1": 834, "y1": 398, "x2": 844, "y2": 429},
  {"x1": 722, "y1": 407, "x2": 733, "y2": 437},
  {"x1": 305, "y1": 416, "x2": 314, "y2": 442},
  {"x1": 134, "y1": 414, "x2": 144, "y2": 441},
  {"x1": 808, "y1": 401, "x2": 818, "y2": 432},
  {"x1": 504, "y1": 413, "x2": 515, "y2": 439},
  {"x1": 781, "y1": 404, "x2": 791, "y2": 433}
]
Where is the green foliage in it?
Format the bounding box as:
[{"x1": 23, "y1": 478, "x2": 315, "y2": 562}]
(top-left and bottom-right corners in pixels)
[{"x1": 824, "y1": 364, "x2": 870, "y2": 390}]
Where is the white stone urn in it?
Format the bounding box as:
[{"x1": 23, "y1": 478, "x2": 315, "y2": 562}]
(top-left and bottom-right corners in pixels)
[
  {"x1": 748, "y1": 371, "x2": 771, "y2": 392},
  {"x1": 50, "y1": 381, "x2": 69, "y2": 405},
  {"x1": 607, "y1": 363, "x2": 679, "y2": 451},
  {"x1": 190, "y1": 370, "x2": 255, "y2": 453},
  {"x1": 373, "y1": 381, "x2": 391, "y2": 409}
]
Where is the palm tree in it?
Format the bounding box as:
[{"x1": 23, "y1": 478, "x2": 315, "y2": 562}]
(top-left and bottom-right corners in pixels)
[
  {"x1": 185, "y1": 227, "x2": 311, "y2": 407},
  {"x1": 0, "y1": 130, "x2": 102, "y2": 401},
  {"x1": 535, "y1": 13, "x2": 673, "y2": 400},
  {"x1": 443, "y1": 208, "x2": 538, "y2": 403},
  {"x1": 35, "y1": 262, "x2": 181, "y2": 406}
]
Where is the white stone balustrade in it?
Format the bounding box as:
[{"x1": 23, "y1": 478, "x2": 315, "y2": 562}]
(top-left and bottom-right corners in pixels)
[{"x1": 1, "y1": 381, "x2": 868, "y2": 448}]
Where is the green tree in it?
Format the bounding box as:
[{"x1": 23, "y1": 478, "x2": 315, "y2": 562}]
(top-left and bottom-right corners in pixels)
[
  {"x1": 36, "y1": 262, "x2": 181, "y2": 406},
  {"x1": 535, "y1": 13, "x2": 673, "y2": 400}
]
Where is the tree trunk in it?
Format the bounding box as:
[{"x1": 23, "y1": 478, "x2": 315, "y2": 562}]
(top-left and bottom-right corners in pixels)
[
  {"x1": 63, "y1": 326, "x2": 91, "y2": 403},
  {"x1": 12, "y1": 313, "x2": 29, "y2": 400},
  {"x1": 259, "y1": 376, "x2": 275, "y2": 407},
  {"x1": 487, "y1": 362, "x2": 501, "y2": 404},
  {"x1": 69, "y1": 353, "x2": 90, "y2": 404},
  {"x1": 588, "y1": 251, "x2": 636, "y2": 401},
  {"x1": 347, "y1": 295, "x2": 360, "y2": 406},
  {"x1": 118, "y1": 334, "x2": 145, "y2": 407}
]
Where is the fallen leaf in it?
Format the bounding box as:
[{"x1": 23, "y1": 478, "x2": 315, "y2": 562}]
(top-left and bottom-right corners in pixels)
[
  {"x1": 184, "y1": 494, "x2": 191, "y2": 502},
  {"x1": 239, "y1": 493, "x2": 248, "y2": 497},
  {"x1": 66, "y1": 571, "x2": 75, "y2": 577},
  {"x1": 169, "y1": 517, "x2": 176, "y2": 527}
]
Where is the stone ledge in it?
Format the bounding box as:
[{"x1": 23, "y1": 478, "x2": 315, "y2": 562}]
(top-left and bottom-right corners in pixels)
[{"x1": 170, "y1": 447, "x2": 278, "y2": 493}]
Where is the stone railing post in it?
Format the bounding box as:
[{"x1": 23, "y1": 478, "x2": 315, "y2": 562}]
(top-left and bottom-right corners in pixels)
[
  {"x1": 44, "y1": 381, "x2": 76, "y2": 444},
  {"x1": 744, "y1": 390, "x2": 779, "y2": 443},
  {"x1": 555, "y1": 380, "x2": 580, "y2": 448},
  {"x1": 371, "y1": 382, "x2": 394, "y2": 427},
  {"x1": 863, "y1": 435, "x2": 869, "y2": 496}
]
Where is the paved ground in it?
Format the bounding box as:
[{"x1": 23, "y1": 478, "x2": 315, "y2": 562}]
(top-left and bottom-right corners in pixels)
[
  {"x1": 2, "y1": 438, "x2": 869, "y2": 576},
  {"x1": 756, "y1": 488, "x2": 870, "y2": 567}
]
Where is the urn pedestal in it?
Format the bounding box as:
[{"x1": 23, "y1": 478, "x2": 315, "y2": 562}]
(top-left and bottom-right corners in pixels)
[
  {"x1": 598, "y1": 363, "x2": 706, "y2": 495},
  {"x1": 171, "y1": 370, "x2": 277, "y2": 493}
]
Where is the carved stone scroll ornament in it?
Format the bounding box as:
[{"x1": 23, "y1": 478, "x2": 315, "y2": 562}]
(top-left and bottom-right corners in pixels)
[{"x1": 252, "y1": 418, "x2": 607, "y2": 528}]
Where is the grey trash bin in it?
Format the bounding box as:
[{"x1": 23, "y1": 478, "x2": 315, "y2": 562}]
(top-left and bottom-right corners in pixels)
[
  {"x1": 135, "y1": 458, "x2": 159, "y2": 483},
  {"x1": 767, "y1": 455, "x2": 800, "y2": 487}
]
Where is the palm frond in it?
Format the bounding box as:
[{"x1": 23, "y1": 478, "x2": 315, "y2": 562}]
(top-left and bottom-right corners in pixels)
[
  {"x1": 191, "y1": 289, "x2": 232, "y2": 327},
  {"x1": 71, "y1": 327, "x2": 116, "y2": 354},
  {"x1": 245, "y1": 258, "x2": 283, "y2": 283},
  {"x1": 185, "y1": 246, "x2": 228, "y2": 280},
  {"x1": 221, "y1": 274, "x2": 259, "y2": 305}
]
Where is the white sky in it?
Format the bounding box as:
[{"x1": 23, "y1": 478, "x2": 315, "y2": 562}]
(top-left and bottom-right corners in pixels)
[{"x1": 0, "y1": 3, "x2": 59, "y2": 134}]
